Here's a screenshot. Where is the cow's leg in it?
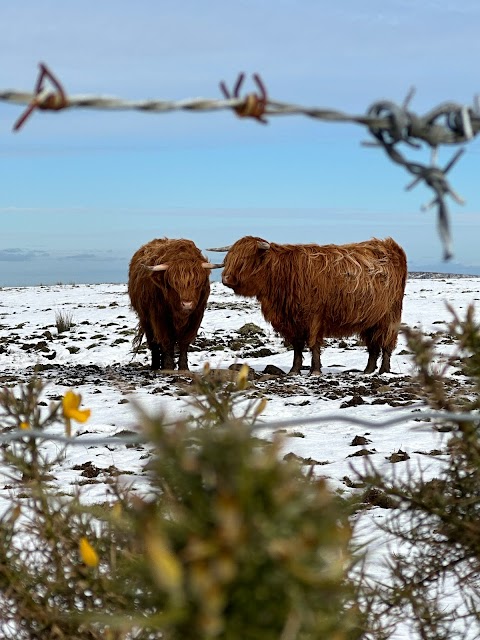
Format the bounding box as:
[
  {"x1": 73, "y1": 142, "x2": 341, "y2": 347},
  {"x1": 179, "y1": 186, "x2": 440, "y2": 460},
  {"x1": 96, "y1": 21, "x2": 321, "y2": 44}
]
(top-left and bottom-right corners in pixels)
[
  {"x1": 144, "y1": 324, "x2": 161, "y2": 370},
  {"x1": 289, "y1": 340, "x2": 305, "y2": 375},
  {"x1": 378, "y1": 348, "x2": 392, "y2": 374},
  {"x1": 309, "y1": 343, "x2": 322, "y2": 375},
  {"x1": 364, "y1": 344, "x2": 380, "y2": 374},
  {"x1": 150, "y1": 343, "x2": 161, "y2": 370},
  {"x1": 365, "y1": 321, "x2": 396, "y2": 374},
  {"x1": 362, "y1": 328, "x2": 380, "y2": 374},
  {"x1": 178, "y1": 342, "x2": 189, "y2": 371},
  {"x1": 162, "y1": 344, "x2": 175, "y2": 370}
]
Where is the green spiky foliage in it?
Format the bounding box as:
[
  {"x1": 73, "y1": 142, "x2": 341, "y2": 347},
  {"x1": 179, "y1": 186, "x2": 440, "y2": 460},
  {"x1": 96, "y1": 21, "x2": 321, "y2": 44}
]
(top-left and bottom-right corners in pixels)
[
  {"x1": 357, "y1": 305, "x2": 480, "y2": 639},
  {"x1": 0, "y1": 373, "x2": 363, "y2": 639}
]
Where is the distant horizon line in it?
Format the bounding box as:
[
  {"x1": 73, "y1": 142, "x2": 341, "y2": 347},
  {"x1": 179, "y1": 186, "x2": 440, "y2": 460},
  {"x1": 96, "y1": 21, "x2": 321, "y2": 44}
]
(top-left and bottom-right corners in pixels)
[{"x1": 1, "y1": 269, "x2": 480, "y2": 289}]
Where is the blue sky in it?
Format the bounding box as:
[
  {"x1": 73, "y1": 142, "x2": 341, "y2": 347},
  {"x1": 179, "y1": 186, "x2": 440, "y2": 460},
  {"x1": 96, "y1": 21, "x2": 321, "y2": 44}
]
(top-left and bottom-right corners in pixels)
[{"x1": 1, "y1": 1, "x2": 480, "y2": 285}]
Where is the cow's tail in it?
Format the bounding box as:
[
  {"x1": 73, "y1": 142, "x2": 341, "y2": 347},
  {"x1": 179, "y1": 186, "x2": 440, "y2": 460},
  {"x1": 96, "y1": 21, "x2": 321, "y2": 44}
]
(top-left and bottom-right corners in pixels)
[{"x1": 132, "y1": 324, "x2": 145, "y2": 355}]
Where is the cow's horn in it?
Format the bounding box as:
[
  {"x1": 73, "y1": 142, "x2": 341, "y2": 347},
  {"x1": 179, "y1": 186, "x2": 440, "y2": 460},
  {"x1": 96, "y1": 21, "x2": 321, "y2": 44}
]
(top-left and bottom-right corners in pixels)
[
  {"x1": 202, "y1": 262, "x2": 224, "y2": 269},
  {"x1": 145, "y1": 263, "x2": 169, "y2": 271},
  {"x1": 257, "y1": 241, "x2": 271, "y2": 250},
  {"x1": 205, "y1": 245, "x2": 232, "y2": 252}
]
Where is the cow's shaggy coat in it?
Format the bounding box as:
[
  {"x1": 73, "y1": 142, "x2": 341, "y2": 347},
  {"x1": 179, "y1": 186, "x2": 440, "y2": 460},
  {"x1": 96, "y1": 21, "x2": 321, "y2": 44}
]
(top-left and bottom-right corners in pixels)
[
  {"x1": 220, "y1": 236, "x2": 407, "y2": 374},
  {"x1": 128, "y1": 238, "x2": 211, "y2": 370}
]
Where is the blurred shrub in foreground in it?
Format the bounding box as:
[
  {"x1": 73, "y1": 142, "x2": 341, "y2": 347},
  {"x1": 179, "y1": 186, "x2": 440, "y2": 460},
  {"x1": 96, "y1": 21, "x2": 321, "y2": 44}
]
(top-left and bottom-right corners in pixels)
[
  {"x1": 0, "y1": 370, "x2": 362, "y2": 639},
  {"x1": 357, "y1": 305, "x2": 480, "y2": 639}
]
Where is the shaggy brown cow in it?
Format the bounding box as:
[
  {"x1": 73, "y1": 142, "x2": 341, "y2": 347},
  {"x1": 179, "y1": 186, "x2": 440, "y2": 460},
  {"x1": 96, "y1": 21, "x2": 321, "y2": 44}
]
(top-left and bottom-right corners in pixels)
[
  {"x1": 213, "y1": 236, "x2": 407, "y2": 375},
  {"x1": 128, "y1": 238, "x2": 219, "y2": 371}
]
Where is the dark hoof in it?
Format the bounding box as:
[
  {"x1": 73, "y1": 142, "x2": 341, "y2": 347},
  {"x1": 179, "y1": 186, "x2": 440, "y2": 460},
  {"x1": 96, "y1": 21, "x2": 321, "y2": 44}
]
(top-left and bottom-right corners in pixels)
[{"x1": 363, "y1": 366, "x2": 376, "y2": 374}]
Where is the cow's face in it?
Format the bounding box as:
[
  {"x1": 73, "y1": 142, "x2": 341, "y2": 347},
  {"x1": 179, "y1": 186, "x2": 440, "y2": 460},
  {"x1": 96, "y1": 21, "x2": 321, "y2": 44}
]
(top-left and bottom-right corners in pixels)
[
  {"x1": 163, "y1": 262, "x2": 209, "y2": 314},
  {"x1": 221, "y1": 236, "x2": 269, "y2": 298}
]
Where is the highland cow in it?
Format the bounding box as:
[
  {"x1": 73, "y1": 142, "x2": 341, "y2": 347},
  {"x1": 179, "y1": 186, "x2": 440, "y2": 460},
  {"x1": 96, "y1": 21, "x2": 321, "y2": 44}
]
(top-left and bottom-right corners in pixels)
[
  {"x1": 212, "y1": 236, "x2": 407, "y2": 375},
  {"x1": 128, "y1": 238, "x2": 220, "y2": 371}
]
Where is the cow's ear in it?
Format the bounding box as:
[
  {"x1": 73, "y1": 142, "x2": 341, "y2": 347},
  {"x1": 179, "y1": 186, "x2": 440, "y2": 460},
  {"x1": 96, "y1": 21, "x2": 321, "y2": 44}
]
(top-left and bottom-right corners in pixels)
[{"x1": 257, "y1": 241, "x2": 270, "y2": 251}]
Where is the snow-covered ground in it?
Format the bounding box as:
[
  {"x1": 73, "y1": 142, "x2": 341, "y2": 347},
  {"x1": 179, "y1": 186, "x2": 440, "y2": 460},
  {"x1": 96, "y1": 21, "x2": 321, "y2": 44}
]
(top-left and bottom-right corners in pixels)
[
  {"x1": 0, "y1": 276, "x2": 479, "y2": 638},
  {"x1": 1, "y1": 276, "x2": 476, "y2": 487}
]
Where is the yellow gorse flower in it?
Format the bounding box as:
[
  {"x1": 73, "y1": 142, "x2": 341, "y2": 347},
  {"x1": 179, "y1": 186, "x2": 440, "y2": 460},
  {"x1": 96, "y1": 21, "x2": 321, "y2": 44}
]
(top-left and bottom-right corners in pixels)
[
  {"x1": 79, "y1": 536, "x2": 99, "y2": 567},
  {"x1": 144, "y1": 529, "x2": 183, "y2": 595},
  {"x1": 63, "y1": 391, "x2": 91, "y2": 423},
  {"x1": 63, "y1": 390, "x2": 91, "y2": 436},
  {"x1": 254, "y1": 397, "x2": 268, "y2": 416},
  {"x1": 236, "y1": 363, "x2": 250, "y2": 390},
  {"x1": 20, "y1": 421, "x2": 30, "y2": 430}
]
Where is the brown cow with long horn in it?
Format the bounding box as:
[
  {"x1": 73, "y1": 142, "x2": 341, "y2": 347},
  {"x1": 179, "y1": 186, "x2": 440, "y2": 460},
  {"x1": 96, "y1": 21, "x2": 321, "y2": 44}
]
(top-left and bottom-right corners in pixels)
[
  {"x1": 210, "y1": 236, "x2": 407, "y2": 375},
  {"x1": 128, "y1": 238, "x2": 222, "y2": 371}
]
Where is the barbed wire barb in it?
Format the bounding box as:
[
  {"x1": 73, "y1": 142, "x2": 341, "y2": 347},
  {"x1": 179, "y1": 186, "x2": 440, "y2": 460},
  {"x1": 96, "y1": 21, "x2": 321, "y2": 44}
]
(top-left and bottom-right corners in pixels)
[
  {"x1": 13, "y1": 62, "x2": 68, "y2": 132},
  {"x1": 219, "y1": 72, "x2": 268, "y2": 123}
]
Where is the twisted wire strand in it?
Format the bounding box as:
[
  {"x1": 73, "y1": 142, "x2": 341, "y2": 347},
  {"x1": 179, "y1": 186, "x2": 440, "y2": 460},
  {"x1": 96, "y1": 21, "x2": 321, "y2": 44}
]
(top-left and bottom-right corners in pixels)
[
  {"x1": 1, "y1": 89, "x2": 480, "y2": 146},
  {"x1": 1, "y1": 409, "x2": 476, "y2": 447},
  {"x1": 2, "y1": 66, "x2": 480, "y2": 259}
]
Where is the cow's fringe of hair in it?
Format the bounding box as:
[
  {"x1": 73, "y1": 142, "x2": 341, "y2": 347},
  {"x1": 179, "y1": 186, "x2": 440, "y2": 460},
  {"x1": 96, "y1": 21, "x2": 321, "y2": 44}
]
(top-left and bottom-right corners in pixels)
[{"x1": 134, "y1": 238, "x2": 204, "y2": 268}]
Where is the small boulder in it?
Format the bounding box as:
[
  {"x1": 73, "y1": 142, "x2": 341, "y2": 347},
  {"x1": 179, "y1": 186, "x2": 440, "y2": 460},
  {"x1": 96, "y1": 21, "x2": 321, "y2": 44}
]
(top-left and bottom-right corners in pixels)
[
  {"x1": 237, "y1": 323, "x2": 265, "y2": 336},
  {"x1": 262, "y1": 364, "x2": 286, "y2": 377}
]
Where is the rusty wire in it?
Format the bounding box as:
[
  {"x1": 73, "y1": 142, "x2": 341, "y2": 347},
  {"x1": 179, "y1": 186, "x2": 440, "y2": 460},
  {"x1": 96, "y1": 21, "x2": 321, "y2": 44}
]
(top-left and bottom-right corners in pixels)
[
  {"x1": 0, "y1": 408, "x2": 477, "y2": 448},
  {"x1": 2, "y1": 63, "x2": 480, "y2": 259}
]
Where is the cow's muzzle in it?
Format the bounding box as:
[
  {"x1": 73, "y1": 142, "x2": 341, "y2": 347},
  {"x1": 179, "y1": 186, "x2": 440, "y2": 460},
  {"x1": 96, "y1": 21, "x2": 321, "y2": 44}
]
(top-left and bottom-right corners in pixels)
[
  {"x1": 181, "y1": 300, "x2": 194, "y2": 312},
  {"x1": 222, "y1": 274, "x2": 235, "y2": 287}
]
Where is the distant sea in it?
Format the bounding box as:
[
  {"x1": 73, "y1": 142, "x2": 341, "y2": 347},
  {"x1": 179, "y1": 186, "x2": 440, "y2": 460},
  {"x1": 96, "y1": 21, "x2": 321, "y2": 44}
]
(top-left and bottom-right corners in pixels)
[{"x1": 1, "y1": 257, "x2": 479, "y2": 288}]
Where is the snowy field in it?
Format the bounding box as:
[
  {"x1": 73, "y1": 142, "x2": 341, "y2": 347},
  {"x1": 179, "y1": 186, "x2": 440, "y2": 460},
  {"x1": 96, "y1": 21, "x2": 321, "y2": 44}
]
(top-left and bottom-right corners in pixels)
[{"x1": 0, "y1": 275, "x2": 479, "y2": 638}]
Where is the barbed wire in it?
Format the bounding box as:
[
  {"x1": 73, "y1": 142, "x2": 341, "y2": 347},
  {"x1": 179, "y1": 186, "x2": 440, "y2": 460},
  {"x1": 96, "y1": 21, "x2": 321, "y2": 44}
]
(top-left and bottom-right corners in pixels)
[
  {"x1": 1, "y1": 408, "x2": 477, "y2": 448},
  {"x1": 2, "y1": 63, "x2": 480, "y2": 259}
]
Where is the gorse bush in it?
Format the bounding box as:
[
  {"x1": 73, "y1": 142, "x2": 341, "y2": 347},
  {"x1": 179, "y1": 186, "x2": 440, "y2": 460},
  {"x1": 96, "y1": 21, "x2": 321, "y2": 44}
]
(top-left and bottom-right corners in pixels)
[
  {"x1": 134, "y1": 419, "x2": 361, "y2": 638},
  {"x1": 186, "y1": 362, "x2": 267, "y2": 427},
  {"x1": 0, "y1": 369, "x2": 363, "y2": 639},
  {"x1": 0, "y1": 381, "x2": 131, "y2": 639},
  {"x1": 357, "y1": 304, "x2": 480, "y2": 639}
]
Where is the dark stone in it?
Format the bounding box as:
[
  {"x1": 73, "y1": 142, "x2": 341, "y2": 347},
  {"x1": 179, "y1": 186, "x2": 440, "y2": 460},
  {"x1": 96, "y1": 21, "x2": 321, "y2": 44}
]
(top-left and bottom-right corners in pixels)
[
  {"x1": 340, "y1": 394, "x2": 366, "y2": 408},
  {"x1": 350, "y1": 435, "x2": 371, "y2": 446},
  {"x1": 262, "y1": 365, "x2": 286, "y2": 377}
]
